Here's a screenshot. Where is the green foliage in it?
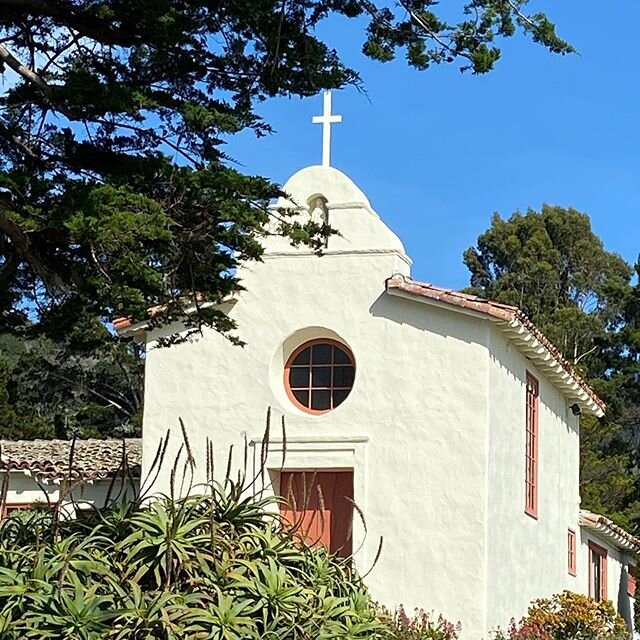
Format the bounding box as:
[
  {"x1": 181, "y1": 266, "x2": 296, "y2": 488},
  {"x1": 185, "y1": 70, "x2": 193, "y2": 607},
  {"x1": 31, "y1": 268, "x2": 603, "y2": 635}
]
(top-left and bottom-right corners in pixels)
[
  {"x1": 493, "y1": 591, "x2": 630, "y2": 640},
  {"x1": 0, "y1": 1, "x2": 570, "y2": 340},
  {"x1": 579, "y1": 415, "x2": 639, "y2": 530},
  {"x1": 0, "y1": 482, "x2": 387, "y2": 640},
  {"x1": 463, "y1": 205, "x2": 631, "y2": 365},
  {"x1": 0, "y1": 353, "x2": 50, "y2": 439},
  {"x1": 0, "y1": 324, "x2": 142, "y2": 439},
  {"x1": 0, "y1": 1, "x2": 572, "y2": 437}
]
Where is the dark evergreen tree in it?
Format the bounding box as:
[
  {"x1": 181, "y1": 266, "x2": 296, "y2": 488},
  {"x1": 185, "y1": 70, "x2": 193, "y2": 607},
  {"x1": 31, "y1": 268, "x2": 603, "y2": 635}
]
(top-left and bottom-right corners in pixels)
[
  {"x1": 0, "y1": 1, "x2": 571, "y2": 338},
  {"x1": 0, "y1": 1, "x2": 572, "y2": 439},
  {"x1": 0, "y1": 325, "x2": 142, "y2": 439},
  {"x1": 464, "y1": 205, "x2": 632, "y2": 366}
]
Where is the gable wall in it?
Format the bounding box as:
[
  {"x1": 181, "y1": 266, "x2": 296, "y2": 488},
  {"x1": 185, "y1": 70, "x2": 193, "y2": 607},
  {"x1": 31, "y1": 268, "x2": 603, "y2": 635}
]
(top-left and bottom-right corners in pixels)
[
  {"x1": 142, "y1": 252, "x2": 493, "y2": 634},
  {"x1": 485, "y1": 325, "x2": 581, "y2": 631}
]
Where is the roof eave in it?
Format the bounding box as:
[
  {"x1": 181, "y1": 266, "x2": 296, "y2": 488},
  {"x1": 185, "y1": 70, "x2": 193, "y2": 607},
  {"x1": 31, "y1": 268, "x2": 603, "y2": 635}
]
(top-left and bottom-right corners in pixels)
[
  {"x1": 579, "y1": 510, "x2": 640, "y2": 555},
  {"x1": 498, "y1": 316, "x2": 604, "y2": 418},
  {"x1": 114, "y1": 297, "x2": 238, "y2": 338},
  {"x1": 0, "y1": 467, "x2": 140, "y2": 482},
  {"x1": 114, "y1": 318, "x2": 149, "y2": 338}
]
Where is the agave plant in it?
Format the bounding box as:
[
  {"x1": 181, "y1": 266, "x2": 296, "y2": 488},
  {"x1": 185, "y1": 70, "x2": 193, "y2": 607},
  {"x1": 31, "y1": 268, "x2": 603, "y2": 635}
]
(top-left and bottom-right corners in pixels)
[{"x1": 0, "y1": 424, "x2": 391, "y2": 640}]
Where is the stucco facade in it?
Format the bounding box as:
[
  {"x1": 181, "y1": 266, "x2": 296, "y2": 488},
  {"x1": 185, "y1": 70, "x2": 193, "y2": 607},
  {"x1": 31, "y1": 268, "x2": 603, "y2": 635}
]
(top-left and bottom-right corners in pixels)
[
  {"x1": 132, "y1": 165, "x2": 636, "y2": 637},
  {"x1": 484, "y1": 328, "x2": 582, "y2": 631},
  {"x1": 4, "y1": 473, "x2": 137, "y2": 514}
]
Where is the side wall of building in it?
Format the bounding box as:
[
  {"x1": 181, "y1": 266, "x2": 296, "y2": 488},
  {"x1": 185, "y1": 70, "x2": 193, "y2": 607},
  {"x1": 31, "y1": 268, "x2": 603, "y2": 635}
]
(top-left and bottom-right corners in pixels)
[{"x1": 485, "y1": 325, "x2": 581, "y2": 632}]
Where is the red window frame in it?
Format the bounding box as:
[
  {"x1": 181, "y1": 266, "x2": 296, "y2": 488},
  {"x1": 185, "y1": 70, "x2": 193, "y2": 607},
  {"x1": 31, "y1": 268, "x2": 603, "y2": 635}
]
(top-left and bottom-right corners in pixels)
[
  {"x1": 1, "y1": 503, "x2": 36, "y2": 519},
  {"x1": 525, "y1": 372, "x2": 539, "y2": 518},
  {"x1": 568, "y1": 528, "x2": 577, "y2": 576},
  {"x1": 589, "y1": 541, "x2": 608, "y2": 601},
  {"x1": 628, "y1": 564, "x2": 636, "y2": 598},
  {"x1": 1, "y1": 502, "x2": 54, "y2": 520},
  {"x1": 284, "y1": 339, "x2": 355, "y2": 415}
]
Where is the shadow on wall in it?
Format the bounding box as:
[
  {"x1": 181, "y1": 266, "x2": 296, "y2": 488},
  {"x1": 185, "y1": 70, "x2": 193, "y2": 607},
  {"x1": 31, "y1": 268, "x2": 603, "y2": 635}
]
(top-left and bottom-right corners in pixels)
[
  {"x1": 618, "y1": 566, "x2": 633, "y2": 631},
  {"x1": 488, "y1": 329, "x2": 576, "y2": 428},
  {"x1": 368, "y1": 291, "x2": 487, "y2": 348},
  {"x1": 144, "y1": 299, "x2": 240, "y2": 347}
]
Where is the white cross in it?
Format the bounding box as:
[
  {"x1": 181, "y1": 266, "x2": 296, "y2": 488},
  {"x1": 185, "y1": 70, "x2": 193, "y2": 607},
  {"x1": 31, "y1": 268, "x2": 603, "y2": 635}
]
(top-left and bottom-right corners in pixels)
[{"x1": 312, "y1": 90, "x2": 342, "y2": 167}]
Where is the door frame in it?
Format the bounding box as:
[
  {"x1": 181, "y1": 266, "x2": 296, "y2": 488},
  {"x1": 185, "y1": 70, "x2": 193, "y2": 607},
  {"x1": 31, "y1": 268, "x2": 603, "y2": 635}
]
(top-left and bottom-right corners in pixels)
[{"x1": 249, "y1": 435, "x2": 368, "y2": 569}]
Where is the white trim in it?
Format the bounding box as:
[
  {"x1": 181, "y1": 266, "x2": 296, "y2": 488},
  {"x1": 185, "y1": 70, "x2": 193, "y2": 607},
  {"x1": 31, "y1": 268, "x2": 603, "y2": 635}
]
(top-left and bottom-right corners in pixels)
[
  {"x1": 580, "y1": 510, "x2": 640, "y2": 554},
  {"x1": 249, "y1": 436, "x2": 369, "y2": 445},
  {"x1": 263, "y1": 248, "x2": 412, "y2": 266},
  {"x1": 115, "y1": 298, "x2": 238, "y2": 338},
  {"x1": 505, "y1": 318, "x2": 603, "y2": 418},
  {"x1": 269, "y1": 200, "x2": 380, "y2": 220},
  {"x1": 326, "y1": 201, "x2": 381, "y2": 218}
]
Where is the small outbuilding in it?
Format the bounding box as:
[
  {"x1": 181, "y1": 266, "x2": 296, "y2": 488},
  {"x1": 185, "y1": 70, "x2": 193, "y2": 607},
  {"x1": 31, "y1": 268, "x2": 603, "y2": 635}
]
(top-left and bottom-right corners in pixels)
[{"x1": 0, "y1": 438, "x2": 141, "y2": 518}]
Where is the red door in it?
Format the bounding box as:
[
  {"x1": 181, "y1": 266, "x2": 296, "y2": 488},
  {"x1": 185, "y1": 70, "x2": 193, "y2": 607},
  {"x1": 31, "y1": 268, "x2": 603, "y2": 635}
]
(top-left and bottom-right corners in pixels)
[{"x1": 279, "y1": 470, "x2": 353, "y2": 557}]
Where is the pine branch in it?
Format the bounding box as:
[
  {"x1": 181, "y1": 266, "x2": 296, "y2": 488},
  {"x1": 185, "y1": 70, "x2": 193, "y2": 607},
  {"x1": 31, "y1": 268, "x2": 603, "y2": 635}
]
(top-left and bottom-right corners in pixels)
[{"x1": 0, "y1": 43, "x2": 49, "y2": 90}]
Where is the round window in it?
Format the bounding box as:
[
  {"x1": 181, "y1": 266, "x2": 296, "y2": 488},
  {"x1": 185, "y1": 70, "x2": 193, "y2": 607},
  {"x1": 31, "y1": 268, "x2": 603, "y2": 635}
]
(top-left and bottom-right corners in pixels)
[{"x1": 285, "y1": 339, "x2": 355, "y2": 414}]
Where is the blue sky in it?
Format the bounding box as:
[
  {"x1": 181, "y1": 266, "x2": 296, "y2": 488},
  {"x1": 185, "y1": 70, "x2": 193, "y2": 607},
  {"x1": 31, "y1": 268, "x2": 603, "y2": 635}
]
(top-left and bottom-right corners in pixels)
[{"x1": 226, "y1": 2, "x2": 640, "y2": 289}]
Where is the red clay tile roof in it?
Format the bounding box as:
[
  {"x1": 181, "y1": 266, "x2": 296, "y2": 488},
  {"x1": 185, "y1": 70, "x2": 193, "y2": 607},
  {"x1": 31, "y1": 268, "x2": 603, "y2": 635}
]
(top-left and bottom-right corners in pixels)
[
  {"x1": 0, "y1": 439, "x2": 141, "y2": 481},
  {"x1": 580, "y1": 509, "x2": 640, "y2": 554},
  {"x1": 113, "y1": 316, "x2": 135, "y2": 331},
  {"x1": 386, "y1": 275, "x2": 605, "y2": 416},
  {"x1": 113, "y1": 303, "x2": 165, "y2": 332},
  {"x1": 113, "y1": 294, "x2": 208, "y2": 332}
]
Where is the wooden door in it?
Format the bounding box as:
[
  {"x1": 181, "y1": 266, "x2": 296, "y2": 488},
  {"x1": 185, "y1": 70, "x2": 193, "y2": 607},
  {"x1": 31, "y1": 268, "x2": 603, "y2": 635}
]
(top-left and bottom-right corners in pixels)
[{"x1": 279, "y1": 470, "x2": 353, "y2": 557}]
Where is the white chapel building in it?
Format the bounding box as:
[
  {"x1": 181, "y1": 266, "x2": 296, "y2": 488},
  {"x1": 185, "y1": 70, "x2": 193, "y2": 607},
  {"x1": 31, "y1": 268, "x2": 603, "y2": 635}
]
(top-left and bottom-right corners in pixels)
[
  {"x1": 116, "y1": 160, "x2": 638, "y2": 636},
  {"x1": 2, "y1": 96, "x2": 638, "y2": 637}
]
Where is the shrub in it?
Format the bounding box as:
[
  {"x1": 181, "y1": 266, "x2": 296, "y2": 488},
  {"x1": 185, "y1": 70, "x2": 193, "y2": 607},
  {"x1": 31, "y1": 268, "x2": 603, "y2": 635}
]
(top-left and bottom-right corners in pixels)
[
  {"x1": 382, "y1": 605, "x2": 461, "y2": 640},
  {"x1": 495, "y1": 591, "x2": 630, "y2": 640}
]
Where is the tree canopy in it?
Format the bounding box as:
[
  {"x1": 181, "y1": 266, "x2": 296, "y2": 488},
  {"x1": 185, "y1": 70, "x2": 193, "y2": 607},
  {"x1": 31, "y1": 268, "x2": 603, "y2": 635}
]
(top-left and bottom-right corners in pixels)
[
  {"x1": 0, "y1": 0, "x2": 571, "y2": 339},
  {"x1": 463, "y1": 205, "x2": 632, "y2": 365},
  {"x1": 0, "y1": 1, "x2": 573, "y2": 440},
  {"x1": 0, "y1": 327, "x2": 142, "y2": 439}
]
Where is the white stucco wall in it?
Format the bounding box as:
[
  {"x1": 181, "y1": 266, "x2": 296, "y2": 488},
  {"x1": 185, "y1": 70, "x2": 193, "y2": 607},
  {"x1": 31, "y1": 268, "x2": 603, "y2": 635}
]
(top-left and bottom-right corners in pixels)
[
  {"x1": 4, "y1": 472, "x2": 138, "y2": 514},
  {"x1": 485, "y1": 325, "x2": 582, "y2": 632},
  {"x1": 141, "y1": 165, "x2": 493, "y2": 634},
  {"x1": 143, "y1": 263, "x2": 494, "y2": 632}
]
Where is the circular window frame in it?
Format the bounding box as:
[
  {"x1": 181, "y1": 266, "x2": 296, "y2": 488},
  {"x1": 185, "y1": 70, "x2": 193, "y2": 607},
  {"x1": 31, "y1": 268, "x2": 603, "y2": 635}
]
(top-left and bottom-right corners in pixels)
[{"x1": 284, "y1": 338, "x2": 355, "y2": 415}]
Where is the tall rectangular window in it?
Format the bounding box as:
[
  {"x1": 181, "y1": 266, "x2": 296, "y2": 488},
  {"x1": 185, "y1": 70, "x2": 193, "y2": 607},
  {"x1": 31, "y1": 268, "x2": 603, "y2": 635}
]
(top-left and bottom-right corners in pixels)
[
  {"x1": 568, "y1": 529, "x2": 577, "y2": 576},
  {"x1": 628, "y1": 564, "x2": 636, "y2": 598},
  {"x1": 589, "y1": 541, "x2": 608, "y2": 601},
  {"x1": 525, "y1": 372, "x2": 539, "y2": 518}
]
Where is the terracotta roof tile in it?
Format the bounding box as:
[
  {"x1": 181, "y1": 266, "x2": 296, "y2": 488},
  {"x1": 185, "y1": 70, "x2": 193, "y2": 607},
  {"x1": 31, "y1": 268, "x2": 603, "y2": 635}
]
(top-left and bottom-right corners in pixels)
[
  {"x1": 0, "y1": 439, "x2": 141, "y2": 481},
  {"x1": 580, "y1": 509, "x2": 640, "y2": 554},
  {"x1": 113, "y1": 294, "x2": 207, "y2": 332}
]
